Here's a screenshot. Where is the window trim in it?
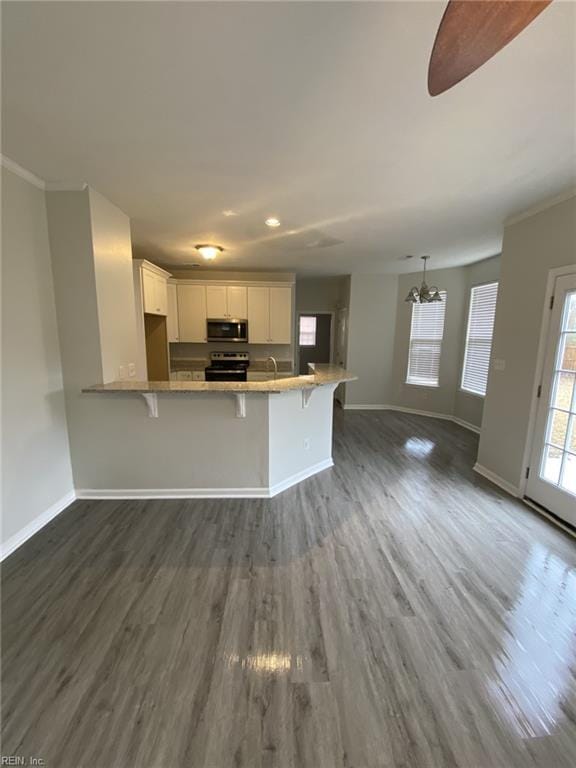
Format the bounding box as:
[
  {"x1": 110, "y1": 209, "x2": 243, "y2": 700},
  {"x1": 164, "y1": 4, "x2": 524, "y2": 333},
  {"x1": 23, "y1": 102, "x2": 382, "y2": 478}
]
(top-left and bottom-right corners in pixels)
[{"x1": 460, "y1": 280, "x2": 499, "y2": 398}]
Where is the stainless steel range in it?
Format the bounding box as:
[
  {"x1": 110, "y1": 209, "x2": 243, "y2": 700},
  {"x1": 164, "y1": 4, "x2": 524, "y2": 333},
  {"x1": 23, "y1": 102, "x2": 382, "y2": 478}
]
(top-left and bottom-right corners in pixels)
[{"x1": 204, "y1": 351, "x2": 250, "y2": 382}]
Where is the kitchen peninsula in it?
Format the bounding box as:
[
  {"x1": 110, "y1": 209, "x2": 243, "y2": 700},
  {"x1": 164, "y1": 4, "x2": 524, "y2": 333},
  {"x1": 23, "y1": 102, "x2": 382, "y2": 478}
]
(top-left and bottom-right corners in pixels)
[{"x1": 79, "y1": 365, "x2": 355, "y2": 499}]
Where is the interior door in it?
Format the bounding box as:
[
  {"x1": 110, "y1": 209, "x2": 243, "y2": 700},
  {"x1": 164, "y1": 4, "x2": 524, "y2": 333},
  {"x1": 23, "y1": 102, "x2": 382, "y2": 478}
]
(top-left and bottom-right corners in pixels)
[{"x1": 526, "y1": 273, "x2": 576, "y2": 526}]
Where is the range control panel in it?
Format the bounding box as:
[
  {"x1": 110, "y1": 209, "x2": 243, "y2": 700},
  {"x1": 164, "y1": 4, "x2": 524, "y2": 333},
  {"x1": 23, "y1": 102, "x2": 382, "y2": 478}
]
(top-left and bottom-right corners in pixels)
[{"x1": 210, "y1": 352, "x2": 250, "y2": 362}]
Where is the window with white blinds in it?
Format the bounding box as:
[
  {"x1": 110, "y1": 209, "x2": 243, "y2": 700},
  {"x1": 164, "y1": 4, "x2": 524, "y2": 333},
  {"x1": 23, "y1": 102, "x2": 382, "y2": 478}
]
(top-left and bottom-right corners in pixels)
[
  {"x1": 461, "y1": 282, "x2": 499, "y2": 396},
  {"x1": 406, "y1": 292, "x2": 447, "y2": 387}
]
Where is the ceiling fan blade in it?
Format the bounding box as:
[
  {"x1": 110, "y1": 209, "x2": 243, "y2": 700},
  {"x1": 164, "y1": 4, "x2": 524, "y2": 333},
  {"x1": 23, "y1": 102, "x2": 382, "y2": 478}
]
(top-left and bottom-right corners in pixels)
[{"x1": 428, "y1": 0, "x2": 553, "y2": 96}]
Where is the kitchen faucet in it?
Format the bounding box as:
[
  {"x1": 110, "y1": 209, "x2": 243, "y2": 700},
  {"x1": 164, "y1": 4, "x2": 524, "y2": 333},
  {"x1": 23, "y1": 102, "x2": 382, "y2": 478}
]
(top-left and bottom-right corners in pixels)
[{"x1": 266, "y1": 356, "x2": 278, "y2": 380}]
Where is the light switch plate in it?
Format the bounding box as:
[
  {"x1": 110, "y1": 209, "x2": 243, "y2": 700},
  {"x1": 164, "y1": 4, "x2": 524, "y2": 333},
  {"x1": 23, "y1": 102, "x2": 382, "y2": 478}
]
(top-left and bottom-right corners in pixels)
[
  {"x1": 118, "y1": 365, "x2": 125, "y2": 379},
  {"x1": 493, "y1": 358, "x2": 506, "y2": 371}
]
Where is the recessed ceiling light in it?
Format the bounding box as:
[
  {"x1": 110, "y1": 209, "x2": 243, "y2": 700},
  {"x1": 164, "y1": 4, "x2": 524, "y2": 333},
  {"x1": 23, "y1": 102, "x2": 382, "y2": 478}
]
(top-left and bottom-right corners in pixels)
[
  {"x1": 265, "y1": 217, "x2": 281, "y2": 228},
  {"x1": 195, "y1": 244, "x2": 224, "y2": 261},
  {"x1": 222, "y1": 210, "x2": 237, "y2": 217}
]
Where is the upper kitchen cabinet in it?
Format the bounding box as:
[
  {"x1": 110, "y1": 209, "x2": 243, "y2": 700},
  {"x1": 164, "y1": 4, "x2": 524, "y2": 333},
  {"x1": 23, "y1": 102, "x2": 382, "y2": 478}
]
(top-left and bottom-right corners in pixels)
[
  {"x1": 247, "y1": 286, "x2": 269, "y2": 343},
  {"x1": 227, "y1": 286, "x2": 248, "y2": 319},
  {"x1": 166, "y1": 282, "x2": 179, "y2": 342},
  {"x1": 177, "y1": 284, "x2": 207, "y2": 342},
  {"x1": 206, "y1": 285, "x2": 247, "y2": 319},
  {"x1": 140, "y1": 261, "x2": 171, "y2": 316},
  {"x1": 248, "y1": 285, "x2": 292, "y2": 344},
  {"x1": 269, "y1": 286, "x2": 292, "y2": 343}
]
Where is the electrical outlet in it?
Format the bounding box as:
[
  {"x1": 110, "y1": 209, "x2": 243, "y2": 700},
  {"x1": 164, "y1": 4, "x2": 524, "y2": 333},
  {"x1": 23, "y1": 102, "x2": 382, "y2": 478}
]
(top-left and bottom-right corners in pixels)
[
  {"x1": 118, "y1": 365, "x2": 125, "y2": 380},
  {"x1": 303, "y1": 438, "x2": 311, "y2": 450},
  {"x1": 128, "y1": 363, "x2": 136, "y2": 378}
]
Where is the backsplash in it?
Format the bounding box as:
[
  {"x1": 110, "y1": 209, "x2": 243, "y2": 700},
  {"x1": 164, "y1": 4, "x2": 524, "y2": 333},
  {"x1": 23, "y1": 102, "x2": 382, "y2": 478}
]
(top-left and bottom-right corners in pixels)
[{"x1": 170, "y1": 342, "x2": 294, "y2": 372}]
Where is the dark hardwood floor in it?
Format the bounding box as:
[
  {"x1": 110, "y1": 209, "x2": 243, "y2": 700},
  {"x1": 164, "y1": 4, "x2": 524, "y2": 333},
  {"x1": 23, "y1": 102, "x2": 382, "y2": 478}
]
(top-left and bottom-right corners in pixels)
[{"x1": 2, "y1": 410, "x2": 576, "y2": 768}]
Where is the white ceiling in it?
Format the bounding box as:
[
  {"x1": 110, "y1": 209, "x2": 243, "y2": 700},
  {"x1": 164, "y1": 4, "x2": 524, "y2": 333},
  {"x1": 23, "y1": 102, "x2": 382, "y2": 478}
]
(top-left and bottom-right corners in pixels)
[{"x1": 3, "y1": 1, "x2": 575, "y2": 275}]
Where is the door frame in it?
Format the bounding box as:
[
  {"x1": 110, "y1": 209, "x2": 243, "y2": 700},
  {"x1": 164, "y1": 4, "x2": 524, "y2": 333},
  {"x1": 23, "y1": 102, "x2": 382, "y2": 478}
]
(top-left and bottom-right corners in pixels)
[
  {"x1": 521, "y1": 263, "x2": 576, "y2": 498},
  {"x1": 295, "y1": 311, "x2": 335, "y2": 375}
]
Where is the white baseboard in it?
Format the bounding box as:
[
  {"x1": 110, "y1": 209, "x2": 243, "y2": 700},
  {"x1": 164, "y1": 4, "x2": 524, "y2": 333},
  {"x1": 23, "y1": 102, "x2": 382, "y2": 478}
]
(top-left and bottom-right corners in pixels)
[
  {"x1": 385, "y1": 405, "x2": 454, "y2": 421},
  {"x1": 342, "y1": 404, "x2": 390, "y2": 410},
  {"x1": 473, "y1": 463, "x2": 520, "y2": 497},
  {"x1": 1, "y1": 490, "x2": 76, "y2": 561},
  {"x1": 76, "y1": 458, "x2": 334, "y2": 502},
  {"x1": 77, "y1": 487, "x2": 271, "y2": 500},
  {"x1": 452, "y1": 416, "x2": 481, "y2": 434},
  {"x1": 343, "y1": 403, "x2": 481, "y2": 434},
  {"x1": 269, "y1": 458, "x2": 334, "y2": 496}
]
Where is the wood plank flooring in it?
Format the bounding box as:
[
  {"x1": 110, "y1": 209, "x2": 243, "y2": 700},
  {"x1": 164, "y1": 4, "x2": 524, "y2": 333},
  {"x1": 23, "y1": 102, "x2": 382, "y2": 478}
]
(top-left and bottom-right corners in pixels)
[{"x1": 2, "y1": 410, "x2": 576, "y2": 768}]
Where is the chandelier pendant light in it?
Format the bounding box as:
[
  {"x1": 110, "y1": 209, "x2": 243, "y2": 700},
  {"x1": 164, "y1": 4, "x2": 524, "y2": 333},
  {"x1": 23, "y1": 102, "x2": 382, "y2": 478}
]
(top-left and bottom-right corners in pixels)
[{"x1": 405, "y1": 256, "x2": 443, "y2": 304}]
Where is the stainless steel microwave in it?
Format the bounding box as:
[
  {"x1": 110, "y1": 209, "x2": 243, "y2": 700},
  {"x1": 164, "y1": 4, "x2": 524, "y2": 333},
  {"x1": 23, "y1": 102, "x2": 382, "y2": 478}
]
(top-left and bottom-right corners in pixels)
[{"x1": 206, "y1": 319, "x2": 248, "y2": 343}]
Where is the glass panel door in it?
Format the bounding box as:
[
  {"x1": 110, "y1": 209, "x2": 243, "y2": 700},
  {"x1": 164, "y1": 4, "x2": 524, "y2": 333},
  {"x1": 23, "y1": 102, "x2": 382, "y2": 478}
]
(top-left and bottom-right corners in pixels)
[{"x1": 527, "y1": 275, "x2": 576, "y2": 526}]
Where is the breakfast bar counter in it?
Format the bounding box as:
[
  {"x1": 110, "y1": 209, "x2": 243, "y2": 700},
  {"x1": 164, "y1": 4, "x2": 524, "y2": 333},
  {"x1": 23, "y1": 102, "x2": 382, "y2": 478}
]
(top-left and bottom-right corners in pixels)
[
  {"x1": 77, "y1": 365, "x2": 356, "y2": 499},
  {"x1": 83, "y1": 364, "x2": 356, "y2": 394}
]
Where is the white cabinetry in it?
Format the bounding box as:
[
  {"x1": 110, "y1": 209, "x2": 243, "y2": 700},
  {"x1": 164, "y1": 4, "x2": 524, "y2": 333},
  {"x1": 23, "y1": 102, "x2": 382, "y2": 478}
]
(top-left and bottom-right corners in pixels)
[
  {"x1": 173, "y1": 281, "x2": 292, "y2": 345},
  {"x1": 269, "y1": 287, "x2": 292, "y2": 344},
  {"x1": 167, "y1": 282, "x2": 179, "y2": 342},
  {"x1": 177, "y1": 285, "x2": 207, "y2": 342},
  {"x1": 142, "y1": 266, "x2": 169, "y2": 316},
  {"x1": 247, "y1": 287, "x2": 270, "y2": 343},
  {"x1": 248, "y1": 286, "x2": 292, "y2": 344},
  {"x1": 227, "y1": 286, "x2": 247, "y2": 319},
  {"x1": 206, "y1": 285, "x2": 247, "y2": 319},
  {"x1": 206, "y1": 285, "x2": 227, "y2": 318}
]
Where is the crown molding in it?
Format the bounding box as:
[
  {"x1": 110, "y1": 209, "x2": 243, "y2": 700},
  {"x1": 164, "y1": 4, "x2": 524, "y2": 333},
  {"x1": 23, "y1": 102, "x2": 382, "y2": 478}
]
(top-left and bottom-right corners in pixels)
[
  {"x1": 45, "y1": 181, "x2": 88, "y2": 192},
  {"x1": 1, "y1": 155, "x2": 45, "y2": 190},
  {"x1": 1, "y1": 154, "x2": 88, "y2": 193},
  {"x1": 505, "y1": 187, "x2": 576, "y2": 227}
]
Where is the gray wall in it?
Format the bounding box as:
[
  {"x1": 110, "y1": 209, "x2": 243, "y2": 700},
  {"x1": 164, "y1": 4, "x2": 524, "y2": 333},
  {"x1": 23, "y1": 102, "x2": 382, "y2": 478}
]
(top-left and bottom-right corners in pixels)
[
  {"x1": 89, "y1": 188, "x2": 139, "y2": 383},
  {"x1": 478, "y1": 195, "x2": 576, "y2": 489},
  {"x1": 47, "y1": 188, "x2": 141, "y2": 488},
  {"x1": 72, "y1": 393, "x2": 270, "y2": 491},
  {"x1": 345, "y1": 274, "x2": 399, "y2": 406},
  {"x1": 1, "y1": 168, "x2": 74, "y2": 549},
  {"x1": 295, "y1": 276, "x2": 348, "y2": 313}
]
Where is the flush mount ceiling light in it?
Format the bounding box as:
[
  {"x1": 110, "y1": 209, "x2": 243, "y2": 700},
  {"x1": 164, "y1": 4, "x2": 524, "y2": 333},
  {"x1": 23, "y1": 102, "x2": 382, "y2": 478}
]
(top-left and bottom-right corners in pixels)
[
  {"x1": 405, "y1": 256, "x2": 443, "y2": 304},
  {"x1": 265, "y1": 217, "x2": 281, "y2": 228},
  {"x1": 222, "y1": 210, "x2": 237, "y2": 217},
  {"x1": 195, "y1": 244, "x2": 224, "y2": 261}
]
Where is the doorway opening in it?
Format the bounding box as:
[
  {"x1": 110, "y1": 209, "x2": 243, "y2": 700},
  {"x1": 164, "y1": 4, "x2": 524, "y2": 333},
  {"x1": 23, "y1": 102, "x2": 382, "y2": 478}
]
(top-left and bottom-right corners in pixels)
[{"x1": 298, "y1": 313, "x2": 333, "y2": 375}]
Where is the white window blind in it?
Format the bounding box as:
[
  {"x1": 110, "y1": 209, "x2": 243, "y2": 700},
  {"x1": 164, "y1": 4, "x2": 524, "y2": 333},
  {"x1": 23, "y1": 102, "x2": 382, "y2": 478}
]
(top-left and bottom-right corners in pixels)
[
  {"x1": 461, "y1": 282, "x2": 499, "y2": 396},
  {"x1": 406, "y1": 292, "x2": 447, "y2": 387},
  {"x1": 299, "y1": 316, "x2": 317, "y2": 347}
]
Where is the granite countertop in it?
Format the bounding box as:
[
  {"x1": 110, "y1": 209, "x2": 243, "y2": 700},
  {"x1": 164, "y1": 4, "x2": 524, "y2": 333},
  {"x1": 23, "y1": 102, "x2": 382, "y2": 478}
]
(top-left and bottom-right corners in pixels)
[{"x1": 83, "y1": 364, "x2": 356, "y2": 395}]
